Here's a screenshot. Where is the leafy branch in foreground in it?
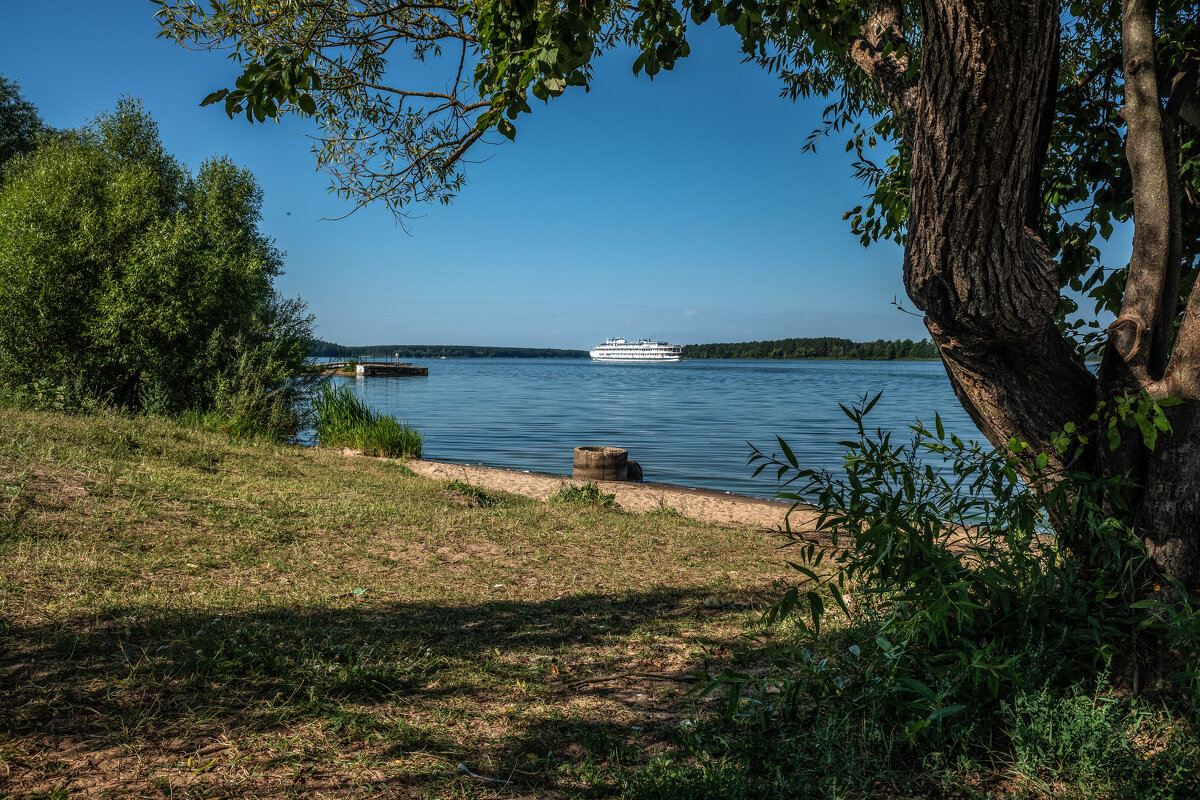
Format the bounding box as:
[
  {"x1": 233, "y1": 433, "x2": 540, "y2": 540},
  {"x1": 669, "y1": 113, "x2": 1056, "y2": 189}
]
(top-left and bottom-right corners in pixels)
[
  {"x1": 153, "y1": 0, "x2": 633, "y2": 218},
  {"x1": 732, "y1": 394, "x2": 1199, "y2": 745}
]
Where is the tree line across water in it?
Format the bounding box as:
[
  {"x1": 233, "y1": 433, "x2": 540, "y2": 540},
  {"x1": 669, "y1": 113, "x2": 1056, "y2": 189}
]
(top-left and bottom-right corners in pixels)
[
  {"x1": 681, "y1": 337, "x2": 938, "y2": 360},
  {"x1": 312, "y1": 337, "x2": 939, "y2": 360},
  {"x1": 309, "y1": 341, "x2": 588, "y2": 359}
]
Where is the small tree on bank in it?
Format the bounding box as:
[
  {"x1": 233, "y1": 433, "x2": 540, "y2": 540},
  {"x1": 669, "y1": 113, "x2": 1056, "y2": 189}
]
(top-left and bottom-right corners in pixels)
[
  {"x1": 154, "y1": 2, "x2": 1199, "y2": 589},
  {"x1": 0, "y1": 99, "x2": 314, "y2": 437},
  {"x1": 0, "y1": 75, "x2": 49, "y2": 170}
]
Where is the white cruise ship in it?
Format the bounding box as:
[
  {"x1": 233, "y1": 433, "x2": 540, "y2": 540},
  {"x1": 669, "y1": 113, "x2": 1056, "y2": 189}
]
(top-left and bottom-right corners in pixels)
[{"x1": 589, "y1": 337, "x2": 683, "y2": 362}]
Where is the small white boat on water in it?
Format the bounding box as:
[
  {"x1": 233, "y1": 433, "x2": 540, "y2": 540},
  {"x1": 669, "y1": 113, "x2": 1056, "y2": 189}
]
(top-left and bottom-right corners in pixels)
[{"x1": 589, "y1": 337, "x2": 683, "y2": 362}]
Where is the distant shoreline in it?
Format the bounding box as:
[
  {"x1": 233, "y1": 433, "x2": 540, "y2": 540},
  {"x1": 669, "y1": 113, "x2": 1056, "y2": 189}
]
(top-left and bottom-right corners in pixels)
[
  {"x1": 312, "y1": 354, "x2": 1100, "y2": 364},
  {"x1": 310, "y1": 336, "x2": 944, "y2": 362}
]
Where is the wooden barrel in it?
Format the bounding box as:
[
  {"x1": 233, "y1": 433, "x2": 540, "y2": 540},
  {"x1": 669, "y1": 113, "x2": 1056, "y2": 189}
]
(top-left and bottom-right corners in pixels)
[{"x1": 573, "y1": 446, "x2": 628, "y2": 481}]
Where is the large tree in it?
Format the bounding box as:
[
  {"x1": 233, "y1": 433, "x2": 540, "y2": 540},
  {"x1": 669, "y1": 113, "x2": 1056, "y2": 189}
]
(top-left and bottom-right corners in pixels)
[{"x1": 156, "y1": 1, "x2": 1200, "y2": 588}]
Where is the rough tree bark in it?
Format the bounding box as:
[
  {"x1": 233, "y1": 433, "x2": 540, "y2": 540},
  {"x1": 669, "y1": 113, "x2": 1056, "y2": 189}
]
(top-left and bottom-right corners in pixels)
[
  {"x1": 1109, "y1": 0, "x2": 1200, "y2": 591},
  {"x1": 904, "y1": 0, "x2": 1096, "y2": 457},
  {"x1": 857, "y1": 0, "x2": 1200, "y2": 591}
]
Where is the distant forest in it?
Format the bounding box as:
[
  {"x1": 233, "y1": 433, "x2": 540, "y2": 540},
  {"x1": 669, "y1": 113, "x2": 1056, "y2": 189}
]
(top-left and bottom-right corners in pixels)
[
  {"x1": 309, "y1": 341, "x2": 589, "y2": 359},
  {"x1": 681, "y1": 337, "x2": 939, "y2": 360},
  {"x1": 313, "y1": 338, "x2": 939, "y2": 360}
]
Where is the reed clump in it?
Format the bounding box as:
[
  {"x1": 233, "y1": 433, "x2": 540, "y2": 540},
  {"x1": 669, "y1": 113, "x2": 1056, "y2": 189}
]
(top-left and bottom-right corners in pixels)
[{"x1": 312, "y1": 383, "x2": 422, "y2": 458}]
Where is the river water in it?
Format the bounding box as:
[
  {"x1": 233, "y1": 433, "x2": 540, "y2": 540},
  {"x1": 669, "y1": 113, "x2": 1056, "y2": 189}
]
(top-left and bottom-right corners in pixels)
[{"x1": 324, "y1": 358, "x2": 983, "y2": 499}]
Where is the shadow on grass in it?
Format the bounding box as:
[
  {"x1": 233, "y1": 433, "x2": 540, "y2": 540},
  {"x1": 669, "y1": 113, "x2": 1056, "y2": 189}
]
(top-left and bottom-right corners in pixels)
[{"x1": 1, "y1": 586, "x2": 749, "y2": 797}]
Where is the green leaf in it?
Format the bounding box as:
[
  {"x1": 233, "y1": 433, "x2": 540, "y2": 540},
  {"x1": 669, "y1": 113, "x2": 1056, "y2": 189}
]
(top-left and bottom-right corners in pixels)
[
  {"x1": 497, "y1": 118, "x2": 516, "y2": 140},
  {"x1": 1106, "y1": 426, "x2": 1121, "y2": 451},
  {"x1": 201, "y1": 89, "x2": 229, "y2": 107},
  {"x1": 806, "y1": 590, "x2": 824, "y2": 637},
  {"x1": 777, "y1": 435, "x2": 798, "y2": 469},
  {"x1": 928, "y1": 704, "x2": 967, "y2": 721}
]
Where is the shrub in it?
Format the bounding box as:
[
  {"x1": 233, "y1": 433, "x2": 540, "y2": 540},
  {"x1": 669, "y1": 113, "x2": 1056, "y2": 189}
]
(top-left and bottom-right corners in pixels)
[
  {"x1": 717, "y1": 394, "x2": 1200, "y2": 750},
  {"x1": 311, "y1": 383, "x2": 421, "y2": 458},
  {"x1": 633, "y1": 394, "x2": 1200, "y2": 796},
  {"x1": 0, "y1": 99, "x2": 313, "y2": 436}
]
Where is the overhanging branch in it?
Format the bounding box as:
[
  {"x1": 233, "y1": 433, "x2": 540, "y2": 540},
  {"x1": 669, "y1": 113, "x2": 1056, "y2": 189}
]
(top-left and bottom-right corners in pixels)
[{"x1": 846, "y1": 2, "x2": 916, "y2": 120}]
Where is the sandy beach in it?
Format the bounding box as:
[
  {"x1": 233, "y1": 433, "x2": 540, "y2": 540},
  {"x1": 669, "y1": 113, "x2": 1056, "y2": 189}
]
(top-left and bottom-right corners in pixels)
[{"x1": 403, "y1": 457, "x2": 820, "y2": 531}]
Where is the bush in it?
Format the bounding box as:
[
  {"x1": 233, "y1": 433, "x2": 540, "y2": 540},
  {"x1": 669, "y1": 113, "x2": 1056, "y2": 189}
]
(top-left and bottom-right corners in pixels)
[
  {"x1": 671, "y1": 393, "x2": 1200, "y2": 794},
  {"x1": 0, "y1": 99, "x2": 313, "y2": 438},
  {"x1": 311, "y1": 383, "x2": 421, "y2": 458}
]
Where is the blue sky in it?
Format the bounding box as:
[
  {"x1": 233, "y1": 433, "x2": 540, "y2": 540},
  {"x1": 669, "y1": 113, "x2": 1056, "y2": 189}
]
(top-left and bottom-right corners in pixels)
[{"x1": 4, "y1": 1, "x2": 935, "y2": 349}]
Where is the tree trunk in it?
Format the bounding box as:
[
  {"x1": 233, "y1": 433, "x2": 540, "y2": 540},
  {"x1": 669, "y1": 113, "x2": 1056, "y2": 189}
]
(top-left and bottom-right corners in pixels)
[
  {"x1": 1134, "y1": 404, "x2": 1200, "y2": 591},
  {"x1": 902, "y1": 0, "x2": 1200, "y2": 593},
  {"x1": 905, "y1": 0, "x2": 1098, "y2": 455}
]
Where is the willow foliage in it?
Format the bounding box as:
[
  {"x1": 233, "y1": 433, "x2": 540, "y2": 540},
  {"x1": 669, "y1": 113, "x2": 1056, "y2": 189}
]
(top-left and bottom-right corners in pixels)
[{"x1": 0, "y1": 99, "x2": 314, "y2": 436}]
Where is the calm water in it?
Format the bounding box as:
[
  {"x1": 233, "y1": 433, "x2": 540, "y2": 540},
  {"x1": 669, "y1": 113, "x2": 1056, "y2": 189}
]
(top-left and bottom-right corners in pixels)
[{"x1": 324, "y1": 358, "x2": 983, "y2": 499}]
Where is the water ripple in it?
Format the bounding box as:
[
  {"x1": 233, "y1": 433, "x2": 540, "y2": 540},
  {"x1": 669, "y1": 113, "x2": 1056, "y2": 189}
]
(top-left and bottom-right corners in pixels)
[{"x1": 319, "y1": 358, "x2": 983, "y2": 499}]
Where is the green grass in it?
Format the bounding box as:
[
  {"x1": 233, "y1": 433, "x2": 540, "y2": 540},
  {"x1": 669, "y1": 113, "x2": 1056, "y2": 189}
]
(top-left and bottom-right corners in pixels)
[
  {"x1": 4, "y1": 405, "x2": 1194, "y2": 798},
  {"x1": 549, "y1": 481, "x2": 620, "y2": 509},
  {"x1": 0, "y1": 404, "x2": 789, "y2": 798},
  {"x1": 444, "y1": 479, "x2": 502, "y2": 508},
  {"x1": 312, "y1": 382, "x2": 422, "y2": 458}
]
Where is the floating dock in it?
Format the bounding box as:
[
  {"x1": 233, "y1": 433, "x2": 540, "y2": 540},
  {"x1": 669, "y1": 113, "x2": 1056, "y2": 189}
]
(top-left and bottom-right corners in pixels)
[
  {"x1": 356, "y1": 361, "x2": 428, "y2": 377},
  {"x1": 320, "y1": 361, "x2": 429, "y2": 377}
]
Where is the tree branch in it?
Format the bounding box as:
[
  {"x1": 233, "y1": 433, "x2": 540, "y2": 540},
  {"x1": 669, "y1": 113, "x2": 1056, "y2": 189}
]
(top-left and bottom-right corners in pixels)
[
  {"x1": 846, "y1": 2, "x2": 916, "y2": 118},
  {"x1": 1104, "y1": 0, "x2": 1177, "y2": 391}
]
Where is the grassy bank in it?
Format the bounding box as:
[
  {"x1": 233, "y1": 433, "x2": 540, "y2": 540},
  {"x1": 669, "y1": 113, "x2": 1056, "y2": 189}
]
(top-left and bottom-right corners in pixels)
[
  {"x1": 0, "y1": 406, "x2": 794, "y2": 798},
  {"x1": 4, "y1": 406, "x2": 1197, "y2": 798}
]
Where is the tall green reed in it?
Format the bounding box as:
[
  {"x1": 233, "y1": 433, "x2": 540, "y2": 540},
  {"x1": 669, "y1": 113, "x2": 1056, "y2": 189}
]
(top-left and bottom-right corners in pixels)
[{"x1": 311, "y1": 383, "x2": 422, "y2": 458}]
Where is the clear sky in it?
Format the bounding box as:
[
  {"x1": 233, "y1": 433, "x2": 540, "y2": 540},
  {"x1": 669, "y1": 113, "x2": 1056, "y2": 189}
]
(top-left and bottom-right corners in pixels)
[{"x1": 3, "y1": 1, "x2": 936, "y2": 349}]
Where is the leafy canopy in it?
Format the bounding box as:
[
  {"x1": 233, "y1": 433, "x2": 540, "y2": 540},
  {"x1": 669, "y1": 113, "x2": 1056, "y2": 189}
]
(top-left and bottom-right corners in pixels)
[
  {"x1": 0, "y1": 99, "x2": 314, "y2": 436},
  {"x1": 0, "y1": 74, "x2": 50, "y2": 171},
  {"x1": 155, "y1": 1, "x2": 1199, "y2": 347}
]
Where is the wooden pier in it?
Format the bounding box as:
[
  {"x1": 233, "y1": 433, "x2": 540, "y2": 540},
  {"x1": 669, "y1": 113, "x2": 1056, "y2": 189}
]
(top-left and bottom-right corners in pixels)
[{"x1": 320, "y1": 361, "x2": 429, "y2": 377}]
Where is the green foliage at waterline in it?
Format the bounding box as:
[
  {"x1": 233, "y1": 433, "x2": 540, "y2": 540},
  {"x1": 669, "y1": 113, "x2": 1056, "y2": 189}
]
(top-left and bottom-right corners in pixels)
[
  {"x1": 312, "y1": 383, "x2": 422, "y2": 458},
  {"x1": 695, "y1": 394, "x2": 1200, "y2": 796},
  {"x1": 682, "y1": 337, "x2": 938, "y2": 360},
  {"x1": 0, "y1": 98, "x2": 315, "y2": 437}
]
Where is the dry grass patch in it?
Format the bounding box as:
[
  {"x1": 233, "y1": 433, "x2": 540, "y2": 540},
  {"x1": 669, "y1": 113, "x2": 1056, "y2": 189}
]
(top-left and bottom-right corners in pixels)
[{"x1": 0, "y1": 407, "x2": 796, "y2": 798}]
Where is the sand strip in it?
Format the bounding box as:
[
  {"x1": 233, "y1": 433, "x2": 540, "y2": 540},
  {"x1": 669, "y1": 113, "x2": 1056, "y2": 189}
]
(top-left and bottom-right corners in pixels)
[{"x1": 405, "y1": 459, "x2": 820, "y2": 531}]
